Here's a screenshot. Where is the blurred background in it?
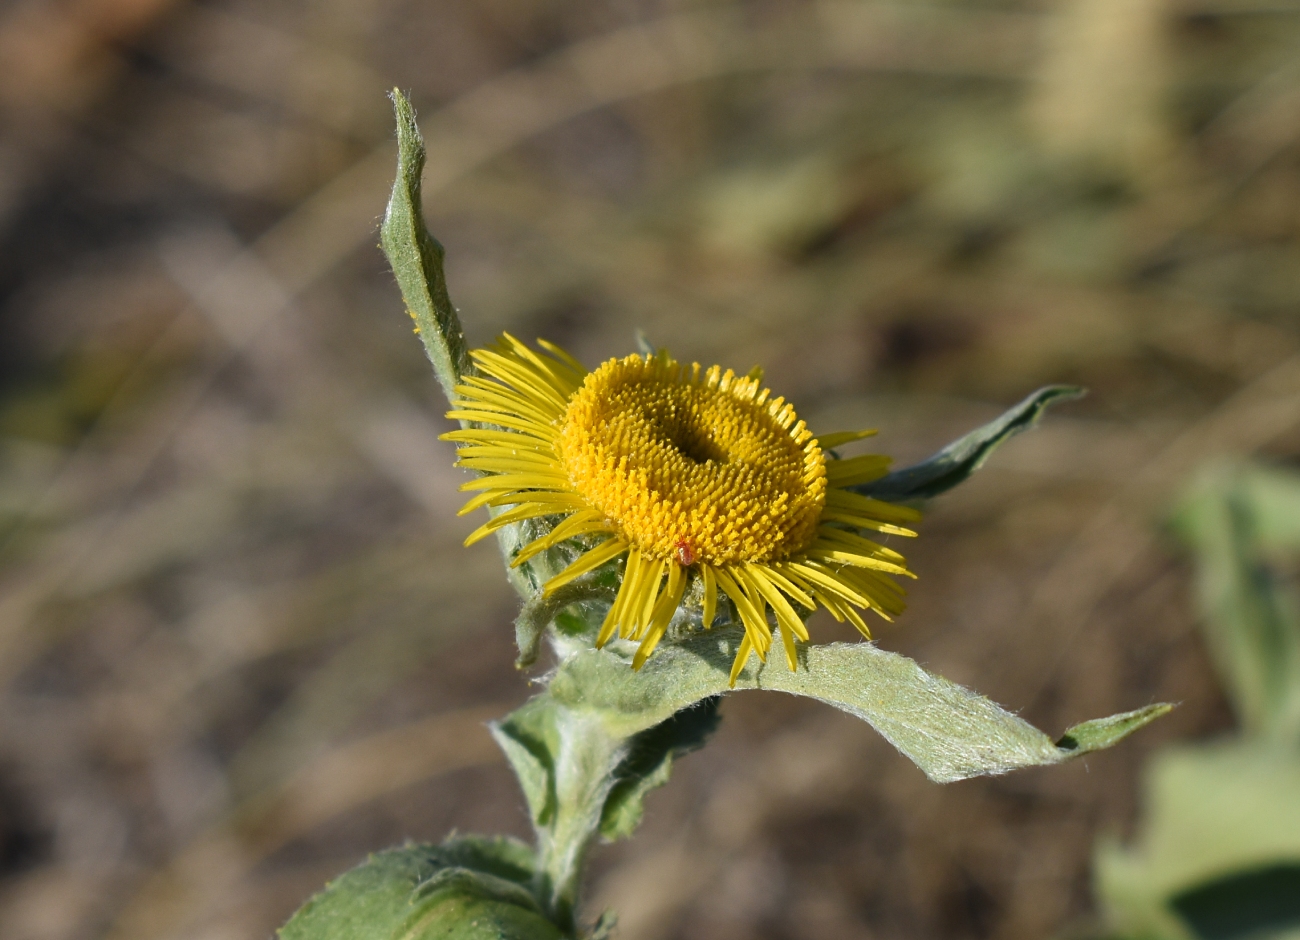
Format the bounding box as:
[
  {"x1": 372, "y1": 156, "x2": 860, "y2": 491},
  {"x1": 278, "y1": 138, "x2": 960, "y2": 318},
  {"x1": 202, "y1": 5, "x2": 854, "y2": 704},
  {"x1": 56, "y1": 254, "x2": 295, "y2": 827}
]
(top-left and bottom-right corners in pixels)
[{"x1": 3, "y1": 0, "x2": 1300, "y2": 938}]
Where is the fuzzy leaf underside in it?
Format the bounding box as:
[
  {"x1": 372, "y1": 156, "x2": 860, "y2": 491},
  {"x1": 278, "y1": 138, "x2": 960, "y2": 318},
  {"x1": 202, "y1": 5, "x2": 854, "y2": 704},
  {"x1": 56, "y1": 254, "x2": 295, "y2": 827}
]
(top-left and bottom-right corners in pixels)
[
  {"x1": 546, "y1": 630, "x2": 1169, "y2": 784},
  {"x1": 278, "y1": 838, "x2": 563, "y2": 940},
  {"x1": 490, "y1": 703, "x2": 561, "y2": 829},
  {"x1": 382, "y1": 89, "x2": 471, "y2": 404},
  {"x1": 598, "y1": 695, "x2": 722, "y2": 840},
  {"x1": 858, "y1": 385, "x2": 1085, "y2": 502}
]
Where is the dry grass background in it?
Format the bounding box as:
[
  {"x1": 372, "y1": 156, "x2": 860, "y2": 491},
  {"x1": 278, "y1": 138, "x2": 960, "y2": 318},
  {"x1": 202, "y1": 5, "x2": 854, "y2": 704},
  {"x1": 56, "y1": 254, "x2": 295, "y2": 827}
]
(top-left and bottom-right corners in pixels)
[{"x1": 3, "y1": 1, "x2": 1300, "y2": 938}]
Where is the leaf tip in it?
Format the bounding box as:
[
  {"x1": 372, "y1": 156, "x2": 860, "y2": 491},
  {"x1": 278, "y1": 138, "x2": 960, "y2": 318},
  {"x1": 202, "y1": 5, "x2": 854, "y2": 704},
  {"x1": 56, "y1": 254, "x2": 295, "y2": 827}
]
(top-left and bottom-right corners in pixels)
[{"x1": 1056, "y1": 702, "x2": 1174, "y2": 754}]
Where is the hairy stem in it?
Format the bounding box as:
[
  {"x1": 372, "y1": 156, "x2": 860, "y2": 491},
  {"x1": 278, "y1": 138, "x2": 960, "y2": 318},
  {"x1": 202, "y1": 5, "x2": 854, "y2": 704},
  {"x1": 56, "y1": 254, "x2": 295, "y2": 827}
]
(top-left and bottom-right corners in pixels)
[{"x1": 532, "y1": 711, "x2": 627, "y2": 933}]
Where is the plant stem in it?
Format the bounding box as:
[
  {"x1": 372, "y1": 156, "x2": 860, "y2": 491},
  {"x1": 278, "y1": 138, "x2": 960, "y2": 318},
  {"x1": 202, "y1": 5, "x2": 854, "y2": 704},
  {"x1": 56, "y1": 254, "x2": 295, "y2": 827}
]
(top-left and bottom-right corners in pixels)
[{"x1": 533, "y1": 710, "x2": 627, "y2": 934}]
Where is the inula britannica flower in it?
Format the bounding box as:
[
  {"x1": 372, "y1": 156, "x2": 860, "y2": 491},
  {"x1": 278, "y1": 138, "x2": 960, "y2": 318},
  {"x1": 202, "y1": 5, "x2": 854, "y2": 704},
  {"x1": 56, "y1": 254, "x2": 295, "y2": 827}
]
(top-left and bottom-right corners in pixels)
[
  {"x1": 444, "y1": 334, "x2": 920, "y2": 682},
  {"x1": 279, "y1": 94, "x2": 1172, "y2": 940}
]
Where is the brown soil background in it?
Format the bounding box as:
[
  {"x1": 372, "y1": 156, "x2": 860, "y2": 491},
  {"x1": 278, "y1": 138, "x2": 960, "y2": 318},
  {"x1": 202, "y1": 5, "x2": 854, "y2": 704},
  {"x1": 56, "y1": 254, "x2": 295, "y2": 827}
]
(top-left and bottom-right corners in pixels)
[{"x1": 2, "y1": 1, "x2": 1297, "y2": 938}]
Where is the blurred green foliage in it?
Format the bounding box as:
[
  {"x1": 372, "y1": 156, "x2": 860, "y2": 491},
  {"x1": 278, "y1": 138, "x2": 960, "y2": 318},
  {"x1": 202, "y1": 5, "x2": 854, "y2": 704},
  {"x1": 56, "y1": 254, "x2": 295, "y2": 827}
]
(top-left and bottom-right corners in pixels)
[{"x1": 1095, "y1": 463, "x2": 1300, "y2": 940}]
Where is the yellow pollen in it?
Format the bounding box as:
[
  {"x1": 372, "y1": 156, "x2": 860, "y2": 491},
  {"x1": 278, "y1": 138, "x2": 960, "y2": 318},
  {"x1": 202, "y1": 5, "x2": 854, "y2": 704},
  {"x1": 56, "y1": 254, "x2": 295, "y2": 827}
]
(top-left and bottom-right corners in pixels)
[{"x1": 557, "y1": 353, "x2": 826, "y2": 565}]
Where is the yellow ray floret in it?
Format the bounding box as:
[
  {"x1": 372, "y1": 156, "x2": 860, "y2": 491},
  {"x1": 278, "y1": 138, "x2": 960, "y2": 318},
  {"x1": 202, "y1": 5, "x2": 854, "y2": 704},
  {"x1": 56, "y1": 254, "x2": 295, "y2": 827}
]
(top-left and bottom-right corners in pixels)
[{"x1": 443, "y1": 333, "x2": 920, "y2": 683}]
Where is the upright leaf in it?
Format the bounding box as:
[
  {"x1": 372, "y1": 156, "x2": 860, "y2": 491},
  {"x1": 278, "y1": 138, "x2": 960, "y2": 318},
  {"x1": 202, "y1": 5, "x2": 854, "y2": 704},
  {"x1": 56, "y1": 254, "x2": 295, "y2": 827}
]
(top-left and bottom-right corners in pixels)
[{"x1": 382, "y1": 89, "x2": 471, "y2": 403}]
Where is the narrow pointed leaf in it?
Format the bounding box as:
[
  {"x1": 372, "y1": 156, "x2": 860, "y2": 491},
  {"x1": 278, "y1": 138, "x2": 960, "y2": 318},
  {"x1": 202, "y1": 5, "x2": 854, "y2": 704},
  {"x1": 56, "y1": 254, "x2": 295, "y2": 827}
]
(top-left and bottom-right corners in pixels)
[
  {"x1": 858, "y1": 385, "x2": 1084, "y2": 502},
  {"x1": 382, "y1": 89, "x2": 471, "y2": 404},
  {"x1": 1056, "y1": 705, "x2": 1175, "y2": 754}
]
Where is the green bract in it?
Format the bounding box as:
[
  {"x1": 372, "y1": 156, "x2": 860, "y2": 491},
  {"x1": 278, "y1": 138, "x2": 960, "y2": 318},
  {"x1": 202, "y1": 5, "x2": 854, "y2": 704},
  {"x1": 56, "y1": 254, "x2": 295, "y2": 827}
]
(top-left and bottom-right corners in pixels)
[{"x1": 276, "y1": 91, "x2": 1170, "y2": 940}]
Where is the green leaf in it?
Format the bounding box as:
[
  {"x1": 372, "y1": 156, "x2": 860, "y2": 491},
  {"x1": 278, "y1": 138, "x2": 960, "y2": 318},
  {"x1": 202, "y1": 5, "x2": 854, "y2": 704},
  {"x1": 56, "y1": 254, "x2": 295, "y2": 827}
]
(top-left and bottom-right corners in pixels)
[
  {"x1": 382, "y1": 90, "x2": 471, "y2": 404},
  {"x1": 598, "y1": 696, "x2": 721, "y2": 840},
  {"x1": 1057, "y1": 705, "x2": 1176, "y2": 755},
  {"x1": 858, "y1": 385, "x2": 1085, "y2": 502},
  {"x1": 586, "y1": 911, "x2": 617, "y2": 940},
  {"x1": 486, "y1": 631, "x2": 1165, "y2": 931},
  {"x1": 490, "y1": 701, "x2": 560, "y2": 829},
  {"x1": 1171, "y1": 863, "x2": 1300, "y2": 940},
  {"x1": 490, "y1": 691, "x2": 717, "y2": 925},
  {"x1": 279, "y1": 838, "x2": 565, "y2": 940},
  {"x1": 1095, "y1": 743, "x2": 1300, "y2": 940},
  {"x1": 1172, "y1": 463, "x2": 1300, "y2": 743},
  {"x1": 546, "y1": 630, "x2": 1167, "y2": 783}
]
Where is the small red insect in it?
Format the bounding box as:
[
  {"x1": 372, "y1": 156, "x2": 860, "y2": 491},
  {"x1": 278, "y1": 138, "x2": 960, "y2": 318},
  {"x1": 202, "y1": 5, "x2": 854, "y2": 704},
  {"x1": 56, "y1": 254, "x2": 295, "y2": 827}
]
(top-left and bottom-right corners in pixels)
[{"x1": 674, "y1": 539, "x2": 697, "y2": 567}]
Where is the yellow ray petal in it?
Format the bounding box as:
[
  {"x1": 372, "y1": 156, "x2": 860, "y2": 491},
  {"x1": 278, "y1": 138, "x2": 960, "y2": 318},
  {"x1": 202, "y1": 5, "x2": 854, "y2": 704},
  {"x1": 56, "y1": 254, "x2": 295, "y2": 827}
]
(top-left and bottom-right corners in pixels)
[
  {"x1": 803, "y1": 547, "x2": 911, "y2": 576},
  {"x1": 445, "y1": 410, "x2": 556, "y2": 437},
  {"x1": 634, "y1": 558, "x2": 667, "y2": 638},
  {"x1": 458, "y1": 472, "x2": 570, "y2": 493},
  {"x1": 472, "y1": 350, "x2": 571, "y2": 412},
  {"x1": 816, "y1": 512, "x2": 920, "y2": 540},
  {"x1": 441, "y1": 428, "x2": 551, "y2": 448},
  {"x1": 456, "y1": 455, "x2": 561, "y2": 475},
  {"x1": 783, "y1": 561, "x2": 873, "y2": 608},
  {"x1": 824, "y1": 489, "x2": 923, "y2": 523},
  {"x1": 778, "y1": 618, "x2": 799, "y2": 671},
  {"x1": 742, "y1": 566, "x2": 809, "y2": 643},
  {"x1": 633, "y1": 564, "x2": 688, "y2": 670},
  {"x1": 825, "y1": 454, "x2": 893, "y2": 486},
  {"x1": 542, "y1": 537, "x2": 627, "y2": 594},
  {"x1": 536, "y1": 338, "x2": 588, "y2": 378},
  {"x1": 701, "y1": 565, "x2": 717, "y2": 630},
  {"x1": 457, "y1": 489, "x2": 584, "y2": 516},
  {"x1": 463, "y1": 502, "x2": 564, "y2": 546},
  {"x1": 814, "y1": 429, "x2": 878, "y2": 449},
  {"x1": 598, "y1": 546, "x2": 643, "y2": 647},
  {"x1": 499, "y1": 333, "x2": 583, "y2": 395},
  {"x1": 513, "y1": 511, "x2": 611, "y2": 567},
  {"x1": 760, "y1": 563, "x2": 815, "y2": 610},
  {"x1": 714, "y1": 567, "x2": 771, "y2": 659},
  {"x1": 729, "y1": 634, "x2": 754, "y2": 687},
  {"x1": 815, "y1": 527, "x2": 909, "y2": 562}
]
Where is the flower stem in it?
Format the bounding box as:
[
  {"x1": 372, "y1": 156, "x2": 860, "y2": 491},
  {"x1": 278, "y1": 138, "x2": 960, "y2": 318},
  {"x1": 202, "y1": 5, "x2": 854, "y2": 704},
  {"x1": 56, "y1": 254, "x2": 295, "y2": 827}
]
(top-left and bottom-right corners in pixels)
[{"x1": 532, "y1": 710, "x2": 627, "y2": 933}]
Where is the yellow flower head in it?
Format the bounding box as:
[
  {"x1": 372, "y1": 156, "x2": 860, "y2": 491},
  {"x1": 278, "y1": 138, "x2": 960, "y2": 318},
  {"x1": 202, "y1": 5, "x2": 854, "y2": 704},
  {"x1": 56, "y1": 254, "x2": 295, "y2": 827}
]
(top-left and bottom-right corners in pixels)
[{"x1": 444, "y1": 334, "x2": 919, "y2": 684}]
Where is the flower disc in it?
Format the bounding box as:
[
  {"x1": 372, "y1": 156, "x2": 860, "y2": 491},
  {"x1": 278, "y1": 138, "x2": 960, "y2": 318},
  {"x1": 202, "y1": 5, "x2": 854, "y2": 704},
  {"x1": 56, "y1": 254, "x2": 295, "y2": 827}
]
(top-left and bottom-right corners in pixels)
[{"x1": 558, "y1": 354, "x2": 826, "y2": 566}]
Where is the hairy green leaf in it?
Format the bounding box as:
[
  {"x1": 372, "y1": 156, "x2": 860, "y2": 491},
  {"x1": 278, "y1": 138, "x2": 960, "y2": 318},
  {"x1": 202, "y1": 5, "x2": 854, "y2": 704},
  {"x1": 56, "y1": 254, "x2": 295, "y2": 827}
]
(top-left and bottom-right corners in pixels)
[
  {"x1": 1056, "y1": 706, "x2": 1175, "y2": 755},
  {"x1": 279, "y1": 838, "x2": 563, "y2": 940},
  {"x1": 382, "y1": 90, "x2": 471, "y2": 404},
  {"x1": 491, "y1": 702, "x2": 560, "y2": 829},
  {"x1": 858, "y1": 385, "x2": 1084, "y2": 502},
  {"x1": 598, "y1": 696, "x2": 721, "y2": 840},
  {"x1": 546, "y1": 630, "x2": 1167, "y2": 783}
]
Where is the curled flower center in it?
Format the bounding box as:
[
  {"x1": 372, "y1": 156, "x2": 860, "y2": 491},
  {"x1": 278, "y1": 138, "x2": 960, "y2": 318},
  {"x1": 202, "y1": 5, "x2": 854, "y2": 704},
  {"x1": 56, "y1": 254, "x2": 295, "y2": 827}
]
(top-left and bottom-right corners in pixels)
[{"x1": 558, "y1": 353, "x2": 826, "y2": 565}]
